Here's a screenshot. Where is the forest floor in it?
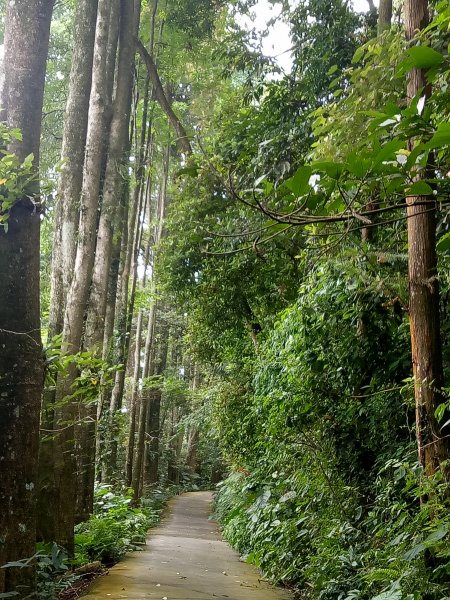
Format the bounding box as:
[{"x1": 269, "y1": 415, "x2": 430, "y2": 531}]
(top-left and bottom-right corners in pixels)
[{"x1": 81, "y1": 491, "x2": 291, "y2": 600}]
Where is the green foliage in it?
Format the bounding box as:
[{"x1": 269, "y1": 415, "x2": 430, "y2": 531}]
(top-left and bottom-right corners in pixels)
[
  {"x1": 74, "y1": 486, "x2": 161, "y2": 566},
  {"x1": 0, "y1": 544, "x2": 78, "y2": 600},
  {"x1": 215, "y1": 453, "x2": 450, "y2": 599},
  {"x1": 0, "y1": 124, "x2": 37, "y2": 230},
  {"x1": 44, "y1": 335, "x2": 119, "y2": 406}
]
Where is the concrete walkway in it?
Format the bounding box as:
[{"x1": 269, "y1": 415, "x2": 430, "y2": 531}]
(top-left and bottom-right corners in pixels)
[{"x1": 83, "y1": 491, "x2": 291, "y2": 600}]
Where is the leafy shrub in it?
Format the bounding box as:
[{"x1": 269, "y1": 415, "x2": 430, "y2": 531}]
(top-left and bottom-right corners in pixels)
[
  {"x1": 213, "y1": 258, "x2": 450, "y2": 600},
  {"x1": 0, "y1": 543, "x2": 78, "y2": 600},
  {"x1": 74, "y1": 485, "x2": 161, "y2": 566}
]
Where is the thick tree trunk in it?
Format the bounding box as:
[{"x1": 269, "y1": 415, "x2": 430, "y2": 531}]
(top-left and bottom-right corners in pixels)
[
  {"x1": 44, "y1": 0, "x2": 111, "y2": 553},
  {"x1": 405, "y1": 0, "x2": 450, "y2": 475},
  {"x1": 0, "y1": 0, "x2": 54, "y2": 595}
]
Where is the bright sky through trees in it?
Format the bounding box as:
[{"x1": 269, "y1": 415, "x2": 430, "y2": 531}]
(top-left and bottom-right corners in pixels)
[{"x1": 240, "y1": 0, "x2": 379, "y2": 72}]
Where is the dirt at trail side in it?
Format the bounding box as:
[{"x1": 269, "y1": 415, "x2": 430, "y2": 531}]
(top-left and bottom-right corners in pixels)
[{"x1": 82, "y1": 491, "x2": 291, "y2": 600}]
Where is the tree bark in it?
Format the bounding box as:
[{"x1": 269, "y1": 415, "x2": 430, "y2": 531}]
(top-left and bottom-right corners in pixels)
[
  {"x1": 44, "y1": 0, "x2": 111, "y2": 553},
  {"x1": 0, "y1": 0, "x2": 54, "y2": 595},
  {"x1": 88, "y1": 0, "x2": 141, "y2": 482},
  {"x1": 40, "y1": 0, "x2": 99, "y2": 532},
  {"x1": 405, "y1": 0, "x2": 450, "y2": 475},
  {"x1": 48, "y1": 0, "x2": 99, "y2": 342}
]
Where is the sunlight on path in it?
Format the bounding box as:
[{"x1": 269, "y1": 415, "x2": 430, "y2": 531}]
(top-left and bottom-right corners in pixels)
[{"x1": 82, "y1": 491, "x2": 291, "y2": 600}]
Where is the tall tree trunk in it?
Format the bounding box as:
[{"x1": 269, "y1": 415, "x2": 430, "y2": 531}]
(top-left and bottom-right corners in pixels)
[
  {"x1": 131, "y1": 302, "x2": 157, "y2": 501},
  {"x1": 109, "y1": 77, "x2": 150, "y2": 477},
  {"x1": 89, "y1": 0, "x2": 141, "y2": 482},
  {"x1": 405, "y1": 0, "x2": 450, "y2": 475},
  {"x1": 144, "y1": 322, "x2": 169, "y2": 487},
  {"x1": 40, "y1": 0, "x2": 99, "y2": 532},
  {"x1": 48, "y1": 0, "x2": 98, "y2": 342},
  {"x1": 186, "y1": 368, "x2": 200, "y2": 473},
  {"x1": 0, "y1": 0, "x2": 54, "y2": 595},
  {"x1": 45, "y1": 0, "x2": 112, "y2": 553},
  {"x1": 97, "y1": 221, "x2": 122, "y2": 482},
  {"x1": 126, "y1": 310, "x2": 143, "y2": 486}
]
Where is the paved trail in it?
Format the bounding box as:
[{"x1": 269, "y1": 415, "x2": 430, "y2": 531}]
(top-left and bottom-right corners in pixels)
[{"x1": 83, "y1": 491, "x2": 290, "y2": 600}]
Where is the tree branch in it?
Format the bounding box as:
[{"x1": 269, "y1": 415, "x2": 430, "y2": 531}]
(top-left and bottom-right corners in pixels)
[{"x1": 135, "y1": 38, "x2": 192, "y2": 155}]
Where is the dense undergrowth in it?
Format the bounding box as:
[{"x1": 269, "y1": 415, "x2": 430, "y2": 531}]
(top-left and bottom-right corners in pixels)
[
  {"x1": 29, "y1": 486, "x2": 173, "y2": 599},
  {"x1": 211, "y1": 258, "x2": 450, "y2": 600}
]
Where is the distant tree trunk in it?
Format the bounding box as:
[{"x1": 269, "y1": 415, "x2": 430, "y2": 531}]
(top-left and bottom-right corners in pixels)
[
  {"x1": 132, "y1": 171, "x2": 165, "y2": 499},
  {"x1": 110, "y1": 81, "x2": 150, "y2": 482},
  {"x1": 146, "y1": 390, "x2": 162, "y2": 484},
  {"x1": 131, "y1": 302, "x2": 157, "y2": 501},
  {"x1": 96, "y1": 213, "x2": 122, "y2": 482},
  {"x1": 0, "y1": 0, "x2": 54, "y2": 595},
  {"x1": 126, "y1": 310, "x2": 143, "y2": 486},
  {"x1": 378, "y1": 0, "x2": 392, "y2": 33},
  {"x1": 40, "y1": 0, "x2": 99, "y2": 532},
  {"x1": 186, "y1": 368, "x2": 200, "y2": 473},
  {"x1": 47, "y1": 0, "x2": 111, "y2": 553},
  {"x1": 405, "y1": 0, "x2": 450, "y2": 475},
  {"x1": 144, "y1": 323, "x2": 169, "y2": 487}
]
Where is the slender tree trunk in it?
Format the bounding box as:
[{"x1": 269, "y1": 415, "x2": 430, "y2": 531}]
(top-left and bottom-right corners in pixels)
[
  {"x1": 0, "y1": 1, "x2": 54, "y2": 595},
  {"x1": 144, "y1": 324, "x2": 169, "y2": 487},
  {"x1": 378, "y1": 0, "x2": 393, "y2": 33},
  {"x1": 46, "y1": 0, "x2": 111, "y2": 553},
  {"x1": 405, "y1": 0, "x2": 450, "y2": 475},
  {"x1": 126, "y1": 310, "x2": 143, "y2": 486},
  {"x1": 89, "y1": 0, "x2": 141, "y2": 482},
  {"x1": 131, "y1": 302, "x2": 157, "y2": 501},
  {"x1": 186, "y1": 368, "x2": 200, "y2": 473},
  {"x1": 97, "y1": 220, "x2": 122, "y2": 482}
]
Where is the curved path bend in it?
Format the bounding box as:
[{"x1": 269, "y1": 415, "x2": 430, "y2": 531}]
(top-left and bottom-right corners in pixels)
[{"x1": 83, "y1": 491, "x2": 291, "y2": 600}]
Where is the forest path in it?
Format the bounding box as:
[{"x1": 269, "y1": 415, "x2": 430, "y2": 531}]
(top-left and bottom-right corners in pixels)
[{"x1": 82, "y1": 491, "x2": 291, "y2": 600}]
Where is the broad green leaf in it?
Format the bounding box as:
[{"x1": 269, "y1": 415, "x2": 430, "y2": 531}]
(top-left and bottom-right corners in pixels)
[
  {"x1": 370, "y1": 591, "x2": 402, "y2": 600},
  {"x1": 427, "y1": 123, "x2": 450, "y2": 149},
  {"x1": 175, "y1": 165, "x2": 199, "y2": 178},
  {"x1": 424, "y1": 524, "x2": 447, "y2": 544},
  {"x1": 352, "y1": 46, "x2": 365, "y2": 64},
  {"x1": 437, "y1": 232, "x2": 450, "y2": 252},
  {"x1": 311, "y1": 161, "x2": 342, "y2": 180},
  {"x1": 406, "y1": 181, "x2": 433, "y2": 196},
  {"x1": 404, "y1": 541, "x2": 426, "y2": 560},
  {"x1": 284, "y1": 165, "x2": 312, "y2": 196},
  {"x1": 407, "y1": 46, "x2": 444, "y2": 69},
  {"x1": 372, "y1": 140, "x2": 405, "y2": 166}
]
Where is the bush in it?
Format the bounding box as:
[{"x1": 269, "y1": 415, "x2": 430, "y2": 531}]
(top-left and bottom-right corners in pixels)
[{"x1": 74, "y1": 485, "x2": 161, "y2": 567}]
